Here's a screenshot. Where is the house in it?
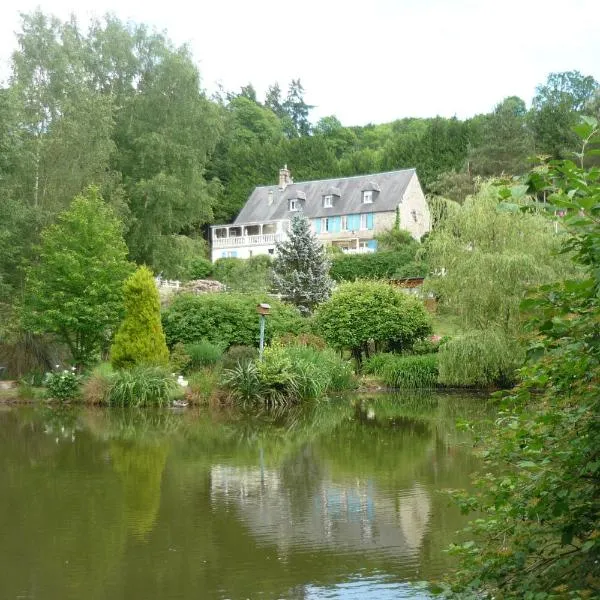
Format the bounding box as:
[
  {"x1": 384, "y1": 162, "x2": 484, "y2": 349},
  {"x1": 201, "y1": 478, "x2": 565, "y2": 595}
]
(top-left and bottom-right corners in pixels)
[{"x1": 210, "y1": 166, "x2": 431, "y2": 262}]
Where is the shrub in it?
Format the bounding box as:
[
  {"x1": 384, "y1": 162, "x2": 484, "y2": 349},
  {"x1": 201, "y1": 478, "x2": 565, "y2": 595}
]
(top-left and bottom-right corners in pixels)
[
  {"x1": 329, "y1": 250, "x2": 426, "y2": 282},
  {"x1": 411, "y1": 335, "x2": 445, "y2": 355},
  {"x1": 44, "y1": 369, "x2": 81, "y2": 400},
  {"x1": 315, "y1": 280, "x2": 432, "y2": 361},
  {"x1": 212, "y1": 255, "x2": 272, "y2": 292},
  {"x1": 185, "y1": 340, "x2": 224, "y2": 370},
  {"x1": 169, "y1": 342, "x2": 191, "y2": 373},
  {"x1": 186, "y1": 257, "x2": 213, "y2": 280},
  {"x1": 220, "y1": 345, "x2": 258, "y2": 370},
  {"x1": 362, "y1": 353, "x2": 396, "y2": 375},
  {"x1": 222, "y1": 343, "x2": 355, "y2": 405},
  {"x1": 381, "y1": 354, "x2": 439, "y2": 389},
  {"x1": 82, "y1": 363, "x2": 114, "y2": 404},
  {"x1": 107, "y1": 366, "x2": 180, "y2": 407},
  {"x1": 186, "y1": 368, "x2": 223, "y2": 406},
  {"x1": 276, "y1": 332, "x2": 327, "y2": 350},
  {"x1": 162, "y1": 292, "x2": 307, "y2": 349},
  {"x1": 111, "y1": 266, "x2": 170, "y2": 369},
  {"x1": 437, "y1": 329, "x2": 523, "y2": 387}
]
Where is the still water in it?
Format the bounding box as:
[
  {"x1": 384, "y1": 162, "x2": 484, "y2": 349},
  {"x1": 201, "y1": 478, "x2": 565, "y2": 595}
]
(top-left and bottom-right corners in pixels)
[{"x1": 0, "y1": 393, "x2": 491, "y2": 600}]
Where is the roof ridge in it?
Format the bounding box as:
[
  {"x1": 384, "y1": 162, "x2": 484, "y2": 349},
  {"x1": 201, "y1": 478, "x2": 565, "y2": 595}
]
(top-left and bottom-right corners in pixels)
[{"x1": 253, "y1": 168, "x2": 416, "y2": 190}]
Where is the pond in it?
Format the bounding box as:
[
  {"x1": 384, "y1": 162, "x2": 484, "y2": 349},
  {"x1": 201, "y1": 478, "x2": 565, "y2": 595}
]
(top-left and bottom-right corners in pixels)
[{"x1": 0, "y1": 393, "x2": 492, "y2": 599}]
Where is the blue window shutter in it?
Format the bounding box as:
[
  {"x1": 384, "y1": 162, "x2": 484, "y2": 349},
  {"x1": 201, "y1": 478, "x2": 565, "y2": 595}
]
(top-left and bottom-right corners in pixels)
[
  {"x1": 333, "y1": 216, "x2": 341, "y2": 233},
  {"x1": 221, "y1": 251, "x2": 227, "y2": 258},
  {"x1": 367, "y1": 213, "x2": 374, "y2": 230},
  {"x1": 314, "y1": 219, "x2": 321, "y2": 234},
  {"x1": 348, "y1": 214, "x2": 357, "y2": 231},
  {"x1": 367, "y1": 239, "x2": 377, "y2": 249},
  {"x1": 231, "y1": 251, "x2": 238, "y2": 258}
]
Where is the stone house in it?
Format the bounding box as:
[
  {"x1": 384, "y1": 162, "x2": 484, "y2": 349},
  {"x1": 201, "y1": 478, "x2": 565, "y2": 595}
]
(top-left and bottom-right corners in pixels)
[{"x1": 210, "y1": 166, "x2": 431, "y2": 262}]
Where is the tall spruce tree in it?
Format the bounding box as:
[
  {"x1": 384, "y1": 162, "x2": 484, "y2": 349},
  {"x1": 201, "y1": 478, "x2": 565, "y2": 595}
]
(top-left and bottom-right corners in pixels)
[{"x1": 272, "y1": 215, "x2": 332, "y2": 314}]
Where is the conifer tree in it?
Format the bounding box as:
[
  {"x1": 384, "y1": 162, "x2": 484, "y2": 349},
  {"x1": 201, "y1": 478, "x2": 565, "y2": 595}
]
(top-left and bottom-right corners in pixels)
[
  {"x1": 111, "y1": 266, "x2": 170, "y2": 369},
  {"x1": 272, "y1": 215, "x2": 332, "y2": 314}
]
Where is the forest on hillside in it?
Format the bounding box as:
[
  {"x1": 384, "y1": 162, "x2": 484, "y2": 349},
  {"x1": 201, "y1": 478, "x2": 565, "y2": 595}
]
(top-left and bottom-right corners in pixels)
[{"x1": 1, "y1": 11, "x2": 599, "y2": 296}]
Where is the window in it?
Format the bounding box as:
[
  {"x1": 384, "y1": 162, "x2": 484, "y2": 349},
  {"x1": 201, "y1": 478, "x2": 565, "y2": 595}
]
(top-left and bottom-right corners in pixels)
[
  {"x1": 360, "y1": 213, "x2": 368, "y2": 230},
  {"x1": 411, "y1": 209, "x2": 418, "y2": 223},
  {"x1": 362, "y1": 190, "x2": 373, "y2": 204},
  {"x1": 321, "y1": 217, "x2": 329, "y2": 232},
  {"x1": 268, "y1": 248, "x2": 274, "y2": 255},
  {"x1": 323, "y1": 194, "x2": 333, "y2": 208},
  {"x1": 289, "y1": 199, "x2": 299, "y2": 211},
  {"x1": 341, "y1": 215, "x2": 348, "y2": 231}
]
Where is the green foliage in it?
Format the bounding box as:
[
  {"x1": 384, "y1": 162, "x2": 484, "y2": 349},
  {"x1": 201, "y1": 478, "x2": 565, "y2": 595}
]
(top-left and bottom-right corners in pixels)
[
  {"x1": 315, "y1": 280, "x2": 432, "y2": 360},
  {"x1": 220, "y1": 345, "x2": 258, "y2": 370},
  {"x1": 162, "y1": 292, "x2": 306, "y2": 349},
  {"x1": 186, "y1": 368, "x2": 222, "y2": 405},
  {"x1": 212, "y1": 255, "x2": 272, "y2": 292},
  {"x1": 169, "y1": 342, "x2": 191, "y2": 374},
  {"x1": 81, "y1": 362, "x2": 114, "y2": 404},
  {"x1": 363, "y1": 353, "x2": 438, "y2": 388},
  {"x1": 424, "y1": 181, "x2": 573, "y2": 336},
  {"x1": 107, "y1": 366, "x2": 180, "y2": 407},
  {"x1": 445, "y1": 123, "x2": 600, "y2": 597},
  {"x1": 437, "y1": 329, "x2": 522, "y2": 387},
  {"x1": 186, "y1": 257, "x2": 214, "y2": 280},
  {"x1": 184, "y1": 340, "x2": 224, "y2": 370},
  {"x1": 111, "y1": 266, "x2": 170, "y2": 369},
  {"x1": 222, "y1": 343, "x2": 355, "y2": 405},
  {"x1": 374, "y1": 228, "x2": 415, "y2": 251},
  {"x1": 22, "y1": 187, "x2": 132, "y2": 367},
  {"x1": 329, "y1": 250, "x2": 426, "y2": 282},
  {"x1": 44, "y1": 369, "x2": 81, "y2": 400},
  {"x1": 272, "y1": 215, "x2": 332, "y2": 313}
]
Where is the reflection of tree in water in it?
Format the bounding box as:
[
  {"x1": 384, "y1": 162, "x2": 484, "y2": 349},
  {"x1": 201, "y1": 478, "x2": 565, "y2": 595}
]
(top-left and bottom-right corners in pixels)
[{"x1": 110, "y1": 441, "x2": 169, "y2": 538}]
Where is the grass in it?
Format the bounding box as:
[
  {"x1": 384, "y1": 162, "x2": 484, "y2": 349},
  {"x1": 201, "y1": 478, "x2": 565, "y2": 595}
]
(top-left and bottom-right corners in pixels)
[
  {"x1": 363, "y1": 352, "x2": 440, "y2": 389},
  {"x1": 431, "y1": 312, "x2": 463, "y2": 337},
  {"x1": 106, "y1": 366, "x2": 183, "y2": 407}
]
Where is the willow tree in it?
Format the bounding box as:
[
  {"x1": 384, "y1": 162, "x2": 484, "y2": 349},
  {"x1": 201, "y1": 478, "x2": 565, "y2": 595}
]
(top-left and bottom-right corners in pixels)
[{"x1": 424, "y1": 182, "x2": 573, "y2": 336}]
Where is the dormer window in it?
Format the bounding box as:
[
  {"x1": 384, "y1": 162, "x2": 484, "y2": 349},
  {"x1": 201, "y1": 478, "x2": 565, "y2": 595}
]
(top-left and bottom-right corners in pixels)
[
  {"x1": 363, "y1": 190, "x2": 373, "y2": 204},
  {"x1": 323, "y1": 194, "x2": 333, "y2": 208},
  {"x1": 289, "y1": 198, "x2": 300, "y2": 211}
]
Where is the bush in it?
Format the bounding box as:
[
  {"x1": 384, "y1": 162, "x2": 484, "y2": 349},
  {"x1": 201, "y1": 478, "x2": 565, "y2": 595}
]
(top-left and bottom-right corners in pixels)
[
  {"x1": 162, "y1": 292, "x2": 307, "y2": 349},
  {"x1": 275, "y1": 332, "x2": 327, "y2": 350},
  {"x1": 81, "y1": 362, "x2": 114, "y2": 404},
  {"x1": 186, "y1": 368, "x2": 223, "y2": 406},
  {"x1": 222, "y1": 343, "x2": 355, "y2": 405},
  {"x1": 111, "y1": 266, "x2": 170, "y2": 369},
  {"x1": 186, "y1": 257, "x2": 213, "y2": 280},
  {"x1": 315, "y1": 280, "x2": 432, "y2": 361},
  {"x1": 411, "y1": 335, "x2": 445, "y2": 355},
  {"x1": 185, "y1": 339, "x2": 224, "y2": 370},
  {"x1": 437, "y1": 329, "x2": 523, "y2": 387},
  {"x1": 169, "y1": 342, "x2": 191, "y2": 373},
  {"x1": 363, "y1": 353, "x2": 439, "y2": 388},
  {"x1": 329, "y1": 250, "x2": 426, "y2": 282},
  {"x1": 212, "y1": 255, "x2": 272, "y2": 292},
  {"x1": 44, "y1": 369, "x2": 81, "y2": 400},
  {"x1": 220, "y1": 345, "x2": 258, "y2": 370},
  {"x1": 107, "y1": 366, "x2": 180, "y2": 407},
  {"x1": 382, "y1": 354, "x2": 439, "y2": 389}
]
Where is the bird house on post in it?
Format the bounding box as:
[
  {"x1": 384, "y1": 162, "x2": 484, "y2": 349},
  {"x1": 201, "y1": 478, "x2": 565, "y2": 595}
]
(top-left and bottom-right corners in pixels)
[
  {"x1": 256, "y1": 303, "x2": 271, "y2": 316},
  {"x1": 256, "y1": 304, "x2": 271, "y2": 360}
]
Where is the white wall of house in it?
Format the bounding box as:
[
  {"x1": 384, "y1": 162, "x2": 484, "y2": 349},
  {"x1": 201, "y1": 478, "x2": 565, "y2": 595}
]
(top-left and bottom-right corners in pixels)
[
  {"x1": 400, "y1": 175, "x2": 431, "y2": 239},
  {"x1": 211, "y1": 243, "x2": 278, "y2": 262}
]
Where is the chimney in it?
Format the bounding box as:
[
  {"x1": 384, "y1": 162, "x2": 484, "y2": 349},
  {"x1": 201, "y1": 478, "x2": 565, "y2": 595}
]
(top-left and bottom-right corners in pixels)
[{"x1": 278, "y1": 164, "x2": 292, "y2": 190}]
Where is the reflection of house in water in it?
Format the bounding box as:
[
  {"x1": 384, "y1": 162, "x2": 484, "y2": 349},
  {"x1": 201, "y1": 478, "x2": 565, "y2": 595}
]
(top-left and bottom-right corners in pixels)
[{"x1": 210, "y1": 465, "x2": 431, "y2": 558}]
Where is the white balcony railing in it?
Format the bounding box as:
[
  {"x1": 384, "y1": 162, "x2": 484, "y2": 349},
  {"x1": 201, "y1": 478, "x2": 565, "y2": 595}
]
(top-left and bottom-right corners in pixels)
[
  {"x1": 342, "y1": 247, "x2": 376, "y2": 255},
  {"x1": 212, "y1": 232, "x2": 286, "y2": 249}
]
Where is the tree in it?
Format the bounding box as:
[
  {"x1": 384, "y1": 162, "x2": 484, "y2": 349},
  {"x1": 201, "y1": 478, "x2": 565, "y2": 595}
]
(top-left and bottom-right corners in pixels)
[
  {"x1": 282, "y1": 79, "x2": 313, "y2": 137},
  {"x1": 315, "y1": 280, "x2": 432, "y2": 362},
  {"x1": 111, "y1": 266, "x2": 169, "y2": 369},
  {"x1": 446, "y1": 120, "x2": 600, "y2": 598},
  {"x1": 22, "y1": 187, "x2": 132, "y2": 367},
  {"x1": 424, "y1": 182, "x2": 573, "y2": 336},
  {"x1": 530, "y1": 70, "x2": 599, "y2": 158},
  {"x1": 469, "y1": 96, "x2": 534, "y2": 177},
  {"x1": 272, "y1": 216, "x2": 332, "y2": 314}
]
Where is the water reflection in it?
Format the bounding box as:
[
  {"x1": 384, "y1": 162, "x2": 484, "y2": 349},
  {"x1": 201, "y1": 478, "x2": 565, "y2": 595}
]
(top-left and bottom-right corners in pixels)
[{"x1": 0, "y1": 393, "x2": 491, "y2": 600}]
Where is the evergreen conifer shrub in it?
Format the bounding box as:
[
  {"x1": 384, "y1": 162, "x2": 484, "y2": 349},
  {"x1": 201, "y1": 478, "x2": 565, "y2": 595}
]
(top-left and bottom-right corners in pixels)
[{"x1": 111, "y1": 266, "x2": 170, "y2": 369}]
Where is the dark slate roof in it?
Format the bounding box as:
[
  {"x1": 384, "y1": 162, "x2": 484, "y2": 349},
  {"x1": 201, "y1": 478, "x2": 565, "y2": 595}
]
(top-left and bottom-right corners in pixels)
[{"x1": 233, "y1": 169, "x2": 416, "y2": 224}]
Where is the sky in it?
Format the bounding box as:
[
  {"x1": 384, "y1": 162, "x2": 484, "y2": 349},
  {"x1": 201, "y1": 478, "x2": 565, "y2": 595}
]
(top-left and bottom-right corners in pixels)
[{"x1": 1, "y1": 0, "x2": 599, "y2": 126}]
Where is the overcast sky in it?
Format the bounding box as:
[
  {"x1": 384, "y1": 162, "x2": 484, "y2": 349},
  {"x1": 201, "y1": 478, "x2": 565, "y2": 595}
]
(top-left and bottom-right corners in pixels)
[{"x1": 1, "y1": 0, "x2": 599, "y2": 126}]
